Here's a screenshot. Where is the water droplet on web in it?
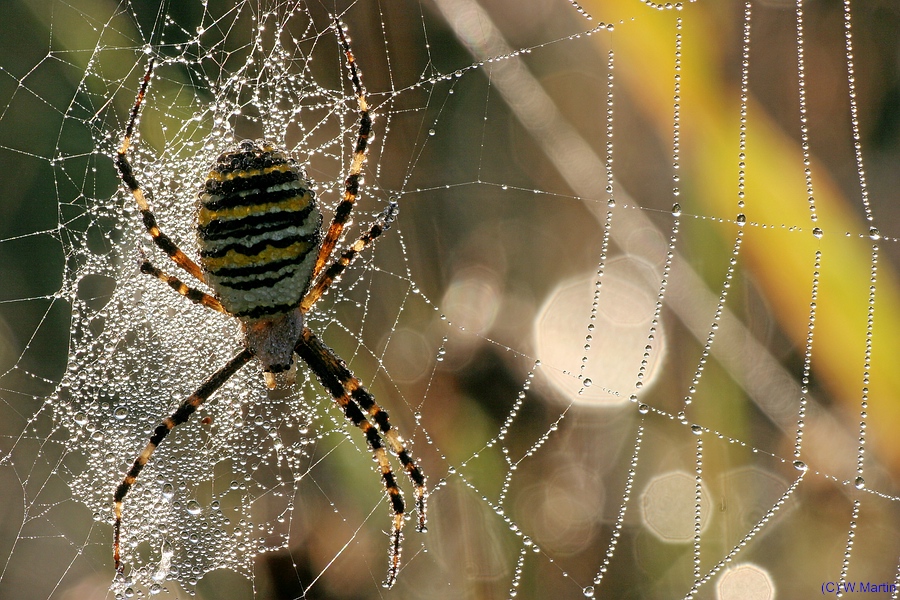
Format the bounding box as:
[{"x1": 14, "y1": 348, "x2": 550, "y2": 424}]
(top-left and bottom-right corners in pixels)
[
  {"x1": 583, "y1": 585, "x2": 595, "y2": 597},
  {"x1": 582, "y1": 378, "x2": 592, "y2": 387},
  {"x1": 812, "y1": 227, "x2": 823, "y2": 239},
  {"x1": 186, "y1": 500, "x2": 202, "y2": 515},
  {"x1": 854, "y1": 476, "x2": 865, "y2": 490},
  {"x1": 793, "y1": 460, "x2": 807, "y2": 472},
  {"x1": 671, "y1": 203, "x2": 681, "y2": 217},
  {"x1": 638, "y1": 403, "x2": 649, "y2": 414}
]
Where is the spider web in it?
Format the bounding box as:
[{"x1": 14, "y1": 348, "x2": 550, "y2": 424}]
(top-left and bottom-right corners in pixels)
[{"x1": 2, "y1": 0, "x2": 900, "y2": 598}]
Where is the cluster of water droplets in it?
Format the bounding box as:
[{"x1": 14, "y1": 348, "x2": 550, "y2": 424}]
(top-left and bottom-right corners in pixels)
[
  {"x1": 795, "y1": 0, "x2": 819, "y2": 223},
  {"x1": 736, "y1": 1, "x2": 751, "y2": 211},
  {"x1": 670, "y1": 16, "x2": 683, "y2": 199},
  {"x1": 59, "y1": 267, "x2": 324, "y2": 596},
  {"x1": 794, "y1": 250, "x2": 820, "y2": 461},
  {"x1": 853, "y1": 245, "x2": 879, "y2": 492},
  {"x1": 576, "y1": 49, "x2": 616, "y2": 396},
  {"x1": 841, "y1": 0, "x2": 874, "y2": 225},
  {"x1": 41, "y1": 5, "x2": 406, "y2": 596}
]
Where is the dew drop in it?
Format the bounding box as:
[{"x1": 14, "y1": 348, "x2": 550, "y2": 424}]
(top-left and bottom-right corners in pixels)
[
  {"x1": 162, "y1": 483, "x2": 175, "y2": 500},
  {"x1": 812, "y1": 227, "x2": 823, "y2": 239},
  {"x1": 186, "y1": 500, "x2": 202, "y2": 515},
  {"x1": 671, "y1": 203, "x2": 682, "y2": 217},
  {"x1": 582, "y1": 378, "x2": 592, "y2": 387},
  {"x1": 854, "y1": 476, "x2": 865, "y2": 490},
  {"x1": 793, "y1": 460, "x2": 807, "y2": 472},
  {"x1": 583, "y1": 586, "x2": 595, "y2": 598}
]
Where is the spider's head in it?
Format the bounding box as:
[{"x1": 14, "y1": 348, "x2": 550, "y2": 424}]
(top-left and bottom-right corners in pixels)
[{"x1": 242, "y1": 309, "x2": 303, "y2": 389}]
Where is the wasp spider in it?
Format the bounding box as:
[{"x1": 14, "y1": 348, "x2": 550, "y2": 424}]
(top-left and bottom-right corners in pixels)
[{"x1": 112, "y1": 21, "x2": 426, "y2": 589}]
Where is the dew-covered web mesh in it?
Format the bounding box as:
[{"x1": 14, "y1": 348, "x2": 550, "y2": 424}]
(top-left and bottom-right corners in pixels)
[{"x1": 2, "y1": 0, "x2": 900, "y2": 598}]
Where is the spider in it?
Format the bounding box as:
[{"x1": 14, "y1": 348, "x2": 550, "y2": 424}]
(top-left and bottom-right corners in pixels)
[{"x1": 112, "y1": 21, "x2": 426, "y2": 589}]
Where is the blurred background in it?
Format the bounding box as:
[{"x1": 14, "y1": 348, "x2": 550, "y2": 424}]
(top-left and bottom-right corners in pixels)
[{"x1": 2, "y1": 0, "x2": 900, "y2": 598}]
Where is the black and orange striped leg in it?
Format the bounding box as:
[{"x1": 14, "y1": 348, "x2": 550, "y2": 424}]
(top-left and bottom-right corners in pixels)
[
  {"x1": 311, "y1": 20, "x2": 373, "y2": 280},
  {"x1": 113, "y1": 348, "x2": 253, "y2": 573},
  {"x1": 295, "y1": 327, "x2": 427, "y2": 587},
  {"x1": 346, "y1": 375, "x2": 427, "y2": 533},
  {"x1": 295, "y1": 327, "x2": 426, "y2": 587},
  {"x1": 301, "y1": 200, "x2": 398, "y2": 313},
  {"x1": 116, "y1": 58, "x2": 208, "y2": 283},
  {"x1": 138, "y1": 258, "x2": 228, "y2": 314}
]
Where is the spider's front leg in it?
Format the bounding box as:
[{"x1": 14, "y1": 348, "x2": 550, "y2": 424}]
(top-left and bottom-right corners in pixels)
[
  {"x1": 137, "y1": 252, "x2": 227, "y2": 313},
  {"x1": 295, "y1": 326, "x2": 426, "y2": 588},
  {"x1": 116, "y1": 58, "x2": 208, "y2": 284},
  {"x1": 309, "y1": 20, "x2": 373, "y2": 281}
]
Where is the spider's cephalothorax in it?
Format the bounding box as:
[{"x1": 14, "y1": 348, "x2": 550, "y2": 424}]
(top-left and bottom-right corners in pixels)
[
  {"x1": 198, "y1": 140, "x2": 322, "y2": 374},
  {"x1": 112, "y1": 21, "x2": 426, "y2": 589}
]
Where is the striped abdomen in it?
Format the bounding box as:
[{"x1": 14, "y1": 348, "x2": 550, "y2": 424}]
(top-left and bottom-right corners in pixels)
[{"x1": 197, "y1": 140, "x2": 322, "y2": 319}]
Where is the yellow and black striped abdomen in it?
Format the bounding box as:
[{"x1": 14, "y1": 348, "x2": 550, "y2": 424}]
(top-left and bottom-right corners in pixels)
[{"x1": 197, "y1": 140, "x2": 322, "y2": 319}]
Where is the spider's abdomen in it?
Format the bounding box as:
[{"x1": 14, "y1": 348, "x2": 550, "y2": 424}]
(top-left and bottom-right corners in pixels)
[{"x1": 197, "y1": 140, "x2": 322, "y2": 319}]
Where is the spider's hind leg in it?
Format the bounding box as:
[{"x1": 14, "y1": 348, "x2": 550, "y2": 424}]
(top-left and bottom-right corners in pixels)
[
  {"x1": 113, "y1": 348, "x2": 253, "y2": 572},
  {"x1": 294, "y1": 326, "x2": 426, "y2": 587},
  {"x1": 343, "y1": 367, "x2": 427, "y2": 532}
]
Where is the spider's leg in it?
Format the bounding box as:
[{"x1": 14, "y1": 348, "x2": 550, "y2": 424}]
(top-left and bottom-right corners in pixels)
[
  {"x1": 115, "y1": 58, "x2": 207, "y2": 283},
  {"x1": 113, "y1": 348, "x2": 253, "y2": 572},
  {"x1": 299, "y1": 327, "x2": 427, "y2": 530},
  {"x1": 311, "y1": 20, "x2": 372, "y2": 281},
  {"x1": 139, "y1": 258, "x2": 228, "y2": 314},
  {"x1": 301, "y1": 200, "x2": 397, "y2": 313},
  {"x1": 295, "y1": 326, "x2": 423, "y2": 588}
]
